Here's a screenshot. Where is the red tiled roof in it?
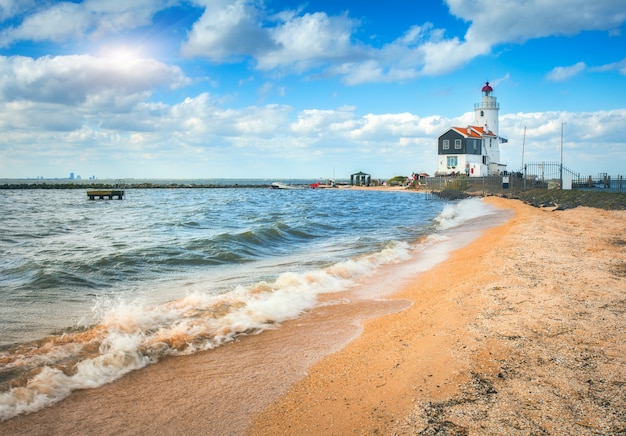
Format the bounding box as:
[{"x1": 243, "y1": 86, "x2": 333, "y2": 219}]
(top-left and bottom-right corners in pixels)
[{"x1": 452, "y1": 125, "x2": 496, "y2": 137}]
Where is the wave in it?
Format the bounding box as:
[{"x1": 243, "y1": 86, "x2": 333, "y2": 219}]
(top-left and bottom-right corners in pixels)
[
  {"x1": 0, "y1": 239, "x2": 412, "y2": 421},
  {"x1": 1, "y1": 221, "x2": 326, "y2": 290},
  {"x1": 434, "y1": 197, "x2": 499, "y2": 230},
  {"x1": 1, "y1": 260, "x2": 103, "y2": 295}
]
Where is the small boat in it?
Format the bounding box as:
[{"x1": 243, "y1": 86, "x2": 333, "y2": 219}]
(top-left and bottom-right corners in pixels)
[{"x1": 270, "y1": 182, "x2": 305, "y2": 190}]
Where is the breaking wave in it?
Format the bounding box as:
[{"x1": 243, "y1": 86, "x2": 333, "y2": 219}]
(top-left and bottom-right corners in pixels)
[{"x1": 0, "y1": 240, "x2": 411, "y2": 420}]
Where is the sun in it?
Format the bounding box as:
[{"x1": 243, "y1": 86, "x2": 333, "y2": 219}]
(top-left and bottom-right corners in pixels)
[
  {"x1": 99, "y1": 45, "x2": 142, "y2": 63},
  {"x1": 110, "y1": 47, "x2": 136, "y2": 61}
]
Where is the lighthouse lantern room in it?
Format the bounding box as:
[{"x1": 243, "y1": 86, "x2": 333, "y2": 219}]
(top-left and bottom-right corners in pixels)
[{"x1": 435, "y1": 82, "x2": 508, "y2": 177}]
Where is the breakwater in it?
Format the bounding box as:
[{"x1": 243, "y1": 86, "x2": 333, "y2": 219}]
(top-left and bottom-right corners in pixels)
[
  {"x1": 0, "y1": 182, "x2": 271, "y2": 189},
  {"x1": 0, "y1": 178, "x2": 339, "y2": 190}
]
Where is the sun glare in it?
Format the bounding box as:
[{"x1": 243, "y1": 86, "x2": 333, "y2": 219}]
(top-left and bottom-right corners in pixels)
[{"x1": 99, "y1": 45, "x2": 142, "y2": 63}]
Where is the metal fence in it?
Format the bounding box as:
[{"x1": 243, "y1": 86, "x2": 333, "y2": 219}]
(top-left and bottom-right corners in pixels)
[
  {"x1": 424, "y1": 162, "x2": 625, "y2": 193},
  {"x1": 573, "y1": 174, "x2": 625, "y2": 192}
]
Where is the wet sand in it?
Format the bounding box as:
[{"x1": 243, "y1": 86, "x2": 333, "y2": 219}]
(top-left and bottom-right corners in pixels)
[{"x1": 2, "y1": 196, "x2": 625, "y2": 435}]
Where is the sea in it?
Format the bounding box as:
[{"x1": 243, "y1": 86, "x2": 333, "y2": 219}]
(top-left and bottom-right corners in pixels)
[{"x1": 0, "y1": 181, "x2": 509, "y2": 421}]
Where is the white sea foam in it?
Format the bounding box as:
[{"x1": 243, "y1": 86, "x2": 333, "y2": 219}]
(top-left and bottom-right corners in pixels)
[
  {"x1": 434, "y1": 197, "x2": 498, "y2": 230},
  {"x1": 0, "y1": 333, "x2": 151, "y2": 420}
]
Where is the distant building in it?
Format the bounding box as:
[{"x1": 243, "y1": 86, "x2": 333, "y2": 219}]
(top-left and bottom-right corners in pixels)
[
  {"x1": 69, "y1": 172, "x2": 75, "y2": 180},
  {"x1": 436, "y1": 82, "x2": 508, "y2": 176},
  {"x1": 350, "y1": 171, "x2": 371, "y2": 186}
]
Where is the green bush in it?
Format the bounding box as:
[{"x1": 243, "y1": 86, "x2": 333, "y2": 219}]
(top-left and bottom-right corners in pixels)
[{"x1": 387, "y1": 176, "x2": 407, "y2": 186}]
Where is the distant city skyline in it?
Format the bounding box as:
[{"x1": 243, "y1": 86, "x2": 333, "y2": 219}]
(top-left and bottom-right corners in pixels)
[{"x1": 0, "y1": 1, "x2": 625, "y2": 179}]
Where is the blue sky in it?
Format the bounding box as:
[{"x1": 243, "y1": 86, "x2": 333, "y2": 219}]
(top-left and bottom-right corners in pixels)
[{"x1": 0, "y1": 0, "x2": 625, "y2": 180}]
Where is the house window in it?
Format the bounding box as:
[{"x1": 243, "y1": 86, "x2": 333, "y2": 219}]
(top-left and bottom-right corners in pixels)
[
  {"x1": 447, "y1": 156, "x2": 458, "y2": 168},
  {"x1": 454, "y1": 139, "x2": 462, "y2": 149},
  {"x1": 443, "y1": 139, "x2": 449, "y2": 150}
]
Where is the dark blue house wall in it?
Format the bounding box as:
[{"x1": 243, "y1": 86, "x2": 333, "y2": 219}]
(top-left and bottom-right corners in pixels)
[{"x1": 438, "y1": 130, "x2": 482, "y2": 155}]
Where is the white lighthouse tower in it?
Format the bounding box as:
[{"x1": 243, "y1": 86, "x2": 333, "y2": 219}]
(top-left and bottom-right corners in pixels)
[
  {"x1": 474, "y1": 82, "x2": 501, "y2": 170},
  {"x1": 474, "y1": 82, "x2": 498, "y2": 137},
  {"x1": 435, "y1": 82, "x2": 507, "y2": 176}
]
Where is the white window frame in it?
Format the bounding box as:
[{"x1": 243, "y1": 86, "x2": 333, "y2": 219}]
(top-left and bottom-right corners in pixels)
[
  {"x1": 454, "y1": 139, "x2": 462, "y2": 149},
  {"x1": 443, "y1": 139, "x2": 449, "y2": 150}
]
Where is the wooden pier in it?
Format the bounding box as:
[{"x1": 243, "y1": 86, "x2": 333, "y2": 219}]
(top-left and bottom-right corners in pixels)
[{"x1": 87, "y1": 189, "x2": 125, "y2": 200}]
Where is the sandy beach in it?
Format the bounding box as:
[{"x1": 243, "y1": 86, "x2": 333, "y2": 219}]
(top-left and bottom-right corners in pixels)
[{"x1": 2, "y1": 196, "x2": 624, "y2": 435}]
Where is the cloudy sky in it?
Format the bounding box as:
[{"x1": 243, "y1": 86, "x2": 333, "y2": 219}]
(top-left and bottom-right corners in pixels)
[{"x1": 0, "y1": 0, "x2": 625, "y2": 180}]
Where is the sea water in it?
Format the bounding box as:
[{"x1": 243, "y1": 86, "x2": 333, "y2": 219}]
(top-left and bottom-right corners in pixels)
[{"x1": 0, "y1": 186, "x2": 506, "y2": 420}]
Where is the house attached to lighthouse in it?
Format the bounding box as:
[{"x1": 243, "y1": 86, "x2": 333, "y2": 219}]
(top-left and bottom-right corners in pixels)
[{"x1": 436, "y1": 82, "x2": 508, "y2": 177}]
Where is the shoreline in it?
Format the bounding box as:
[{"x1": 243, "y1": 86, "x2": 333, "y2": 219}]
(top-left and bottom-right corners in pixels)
[
  {"x1": 249, "y1": 197, "x2": 626, "y2": 435},
  {"x1": 2, "y1": 197, "x2": 624, "y2": 435}
]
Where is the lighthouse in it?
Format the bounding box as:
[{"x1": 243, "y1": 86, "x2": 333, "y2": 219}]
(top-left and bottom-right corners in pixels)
[
  {"x1": 475, "y1": 82, "x2": 499, "y2": 137},
  {"x1": 435, "y1": 82, "x2": 507, "y2": 177}
]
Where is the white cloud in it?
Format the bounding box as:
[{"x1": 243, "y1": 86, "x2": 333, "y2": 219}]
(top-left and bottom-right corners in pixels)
[
  {"x1": 0, "y1": 0, "x2": 36, "y2": 21},
  {"x1": 0, "y1": 55, "x2": 191, "y2": 110},
  {"x1": 499, "y1": 109, "x2": 626, "y2": 173},
  {"x1": 329, "y1": 24, "x2": 443, "y2": 84},
  {"x1": 410, "y1": 0, "x2": 626, "y2": 77},
  {"x1": 418, "y1": 36, "x2": 490, "y2": 76},
  {"x1": 447, "y1": 0, "x2": 626, "y2": 45},
  {"x1": 182, "y1": 2, "x2": 359, "y2": 75},
  {"x1": 180, "y1": 0, "x2": 276, "y2": 60},
  {"x1": 165, "y1": 93, "x2": 293, "y2": 141},
  {"x1": 5, "y1": 2, "x2": 89, "y2": 43},
  {"x1": 0, "y1": 100, "x2": 83, "y2": 131},
  {"x1": 290, "y1": 108, "x2": 356, "y2": 135},
  {"x1": 546, "y1": 61, "x2": 587, "y2": 81},
  {"x1": 0, "y1": 0, "x2": 177, "y2": 46},
  {"x1": 348, "y1": 113, "x2": 422, "y2": 141},
  {"x1": 591, "y1": 57, "x2": 626, "y2": 75},
  {"x1": 257, "y1": 11, "x2": 357, "y2": 73}
]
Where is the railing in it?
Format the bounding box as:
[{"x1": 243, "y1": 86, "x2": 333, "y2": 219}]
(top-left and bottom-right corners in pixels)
[
  {"x1": 573, "y1": 174, "x2": 625, "y2": 192},
  {"x1": 474, "y1": 102, "x2": 499, "y2": 109}
]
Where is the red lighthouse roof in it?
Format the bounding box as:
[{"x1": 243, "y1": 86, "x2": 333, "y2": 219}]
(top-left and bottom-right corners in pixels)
[{"x1": 482, "y1": 81, "x2": 493, "y2": 94}]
